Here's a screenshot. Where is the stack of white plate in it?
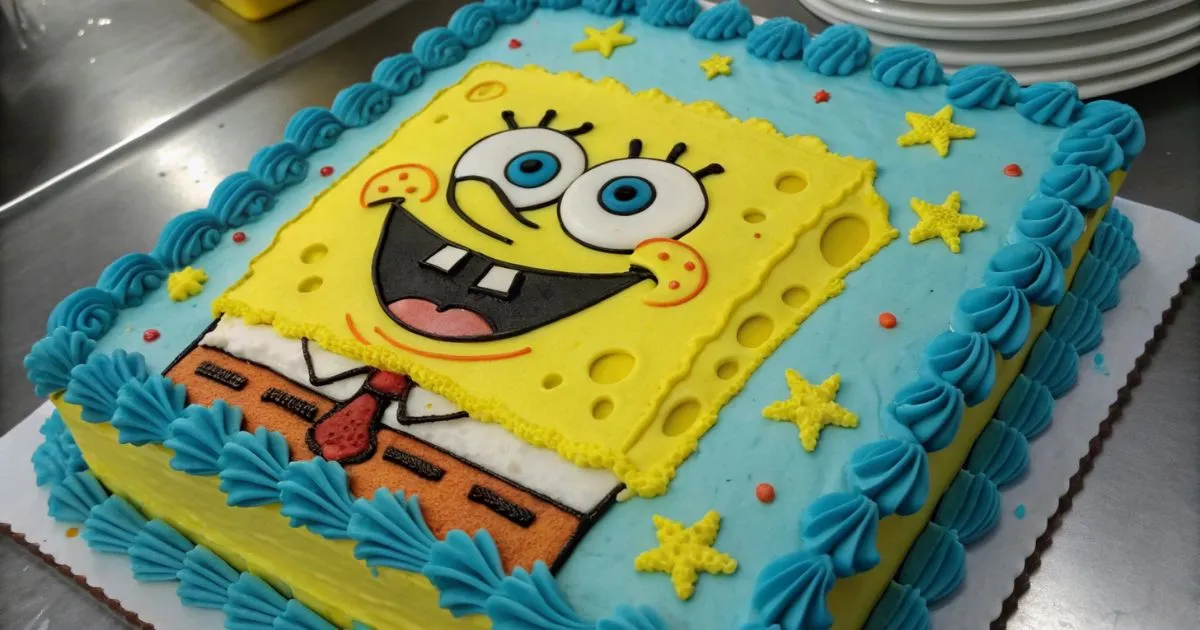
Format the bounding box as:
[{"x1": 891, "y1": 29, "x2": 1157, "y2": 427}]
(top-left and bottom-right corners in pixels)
[{"x1": 797, "y1": 0, "x2": 1200, "y2": 97}]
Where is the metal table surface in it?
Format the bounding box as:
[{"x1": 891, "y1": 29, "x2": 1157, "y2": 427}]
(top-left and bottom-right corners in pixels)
[{"x1": 0, "y1": 1, "x2": 1195, "y2": 628}]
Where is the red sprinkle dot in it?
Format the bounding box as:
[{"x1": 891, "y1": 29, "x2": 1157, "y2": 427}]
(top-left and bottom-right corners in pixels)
[
  {"x1": 756, "y1": 483, "x2": 776, "y2": 504},
  {"x1": 319, "y1": 166, "x2": 334, "y2": 177},
  {"x1": 879, "y1": 312, "x2": 898, "y2": 329},
  {"x1": 143, "y1": 329, "x2": 161, "y2": 342},
  {"x1": 1003, "y1": 163, "x2": 1023, "y2": 177},
  {"x1": 657, "y1": 252, "x2": 670, "y2": 261},
  {"x1": 753, "y1": 232, "x2": 762, "y2": 239},
  {"x1": 405, "y1": 186, "x2": 418, "y2": 194},
  {"x1": 232, "y1": 231, "x2": 247, "y2": 243},
  {"x1": 508, "y1": 38, "x2": 522, "y2": 49},
  {"x1": 813, "y1": 89, "x2": 831, "y2": 104},
  {"x1": 684, "y1": 261, "x2": 696, "y2": 271},
  {"x1": 398, "y1": 172, "x2": 410, "y2": 181},
  {"x1": 668, "y1": 280, "x2": 681, "y2": 290},
  {"x1": 378, "y1": 185, "x2": 390, "y2": 193}
]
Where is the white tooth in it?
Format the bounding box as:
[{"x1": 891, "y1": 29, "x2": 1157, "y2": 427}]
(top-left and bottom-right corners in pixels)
[
  {"x1": 475, "y1": 265, "x2": 520, "y2": 297},
  {"x1": 423, "y1": 246, "x2": 468, "y2": 272}
]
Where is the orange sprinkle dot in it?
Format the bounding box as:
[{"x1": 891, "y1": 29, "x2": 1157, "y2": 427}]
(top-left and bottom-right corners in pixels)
[
  {"x1": 756, "y1": 483, "x2": 776, "y2": 503},
  {"x1": 879, "y1": 312, "x2": 898, "y2": 329},
  {"x1": 66, "y1": 527, "x2": 80, "y2": 538},
  {"x1": 398, "y1": 172, "x2": 410, "y2": 180},
  {"x1": 813, "y1": 89, "x2": 831, "y2": 104},
  {"x1": 668, "y1": 281, "x2": 680, "y2": 290},
  {"x1": 657, "y1": 252, "x2": 670, "y2": 261},
  {"x1": 1003, "y1": 163, "x2": 1023, "y2": 177},
  {"x1": 405, "y1": 186, "x2": 418, "y2": 194},
  {"x1": 684, "y1": 261, "x2": 696, "y2": 271},
  {"x1": 378, "y1": 185, "x2": 389, "y2": 193}
]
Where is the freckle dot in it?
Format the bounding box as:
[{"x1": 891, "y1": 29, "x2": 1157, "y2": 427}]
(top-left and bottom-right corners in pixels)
[
  {"x1": 398, "y1": 172, "x2": 409, "y2": 180},
  {"x1": 879, "y1": 312, "x2": 897, "y2": 329},
  {"x1": 756, "y1": 483, "x2": 776, "y2": 503},
  {"x1": 753, "y1": 232, "x2": 762, "y2": 239},
  {"x1": 668, "y1": 281, "x2": 680, "y2": 290},
  {"x1": 405, "y1": 186, "x2": 418, "y2": 194},
  {"x1": 378, "y1": 185, "x2": 389, "y2": 193},
  {"x1": 657, "y1": 252, "x2": 669, "y2": 261},
  {"x1": 684, "y1": 262, "x2": 695, "y2": 271}
]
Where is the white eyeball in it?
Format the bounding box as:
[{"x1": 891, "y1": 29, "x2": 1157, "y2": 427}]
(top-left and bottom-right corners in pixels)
[
  {"x1": 558, "y1": 158, "x2": 708, "y2": 252},
  {"x1": 452, "y1": 128, "x2": 587, "y2": 210}
]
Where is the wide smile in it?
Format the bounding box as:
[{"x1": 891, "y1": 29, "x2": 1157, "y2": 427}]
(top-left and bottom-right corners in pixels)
[{"x1": 372, "y1": 203, "x2": 652, "y2": 342}]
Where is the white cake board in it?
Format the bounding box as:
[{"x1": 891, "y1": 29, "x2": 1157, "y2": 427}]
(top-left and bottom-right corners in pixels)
[{"x1": 0, "y1": 199, "x2": 1197, "y2": 630}]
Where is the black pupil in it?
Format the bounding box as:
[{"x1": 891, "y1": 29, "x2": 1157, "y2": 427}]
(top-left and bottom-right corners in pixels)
[
  {"x1": 519, "y1": 158, "x2": 542, "y2": 173},
  {"x1": 614, "y1": 185, "x2": 637, "y2": 201}
]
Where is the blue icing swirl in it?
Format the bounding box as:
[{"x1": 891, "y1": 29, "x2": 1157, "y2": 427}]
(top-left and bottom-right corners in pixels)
[
  {"x1": 164, "y1": 400, "x2": 242, "y2": 476},
  {"x1": 844, "y1": 439, "x2": 928, "y2": 517},
  {"x1": 332, "y1": 82, "x2": 393, "y2": 128},
  {"x1": 485, "y1": 0, "x2": 537, "y2": 23},
  {"x1": 983, "y1": 242, "x2": 1065, "y2": 307},
  {"x1": 97, "y1": 253, "x2": 168, "y2": 308},
  {"x1": 413, "y1": 27, "x2": 468, "y2": 70},
  {"x1": 581, "y1": 0, "x2": 638, "y2": 16},
  {"x1": 746, "y1": 17, "x2": 808, "y2": 60},
  {"x1": 738, "y1": 623, "x2": 781, "y2": 630},
  {"x1": 1072, "y1": 100, "x2": 1144, "y2": 167},
  {"x1": 1039, "y1": 164, "x2": 1111, "y2": 210},
  {"x1": 153, "y1": 210, "x2": 223, "y2": 270},
  {"x1": 224, "y1": 573, "x2": 288, "y2": 627},
  {"x1": 423, "y1": 529, "x2": 507, "y2": 617},
  {"x1": 918, "y1": 332, "x2": 996, "y2": 407},
  {"x1": 751, "y1": 550, "x2": 835, "y2": 630},
  {"x1": 1016, "y1": 82, "x2": 1082, "y2": 127},
  {"x1": 449, "y1": 3, "x2": 499, "y2": 47},
  {"x1": 864, "y1": 582, "x2": 929, "y2": 630},
  {"x1": 249, "y1": 142, "x2": 309, "y2": 191},
  {"x1": 933, "y1": 471, "x2": 1000, "y2": 545},
  {"x1": 1007, "y1": 196, "x2": 1084, "y2": 265},
  {"x1": 112, "y1": 375, "x2": 187, "y2": 446},
  {"x1": 1103, "y1": 206, "x2": 1134, "y2": 237},
  {"x1": 32, "y1": 416, "x2": 86, "y2": 487},
  {"x1": 279, "y1": 456, "x2": 355, "y2": 539},
  {"x1": 689, "y1": 0, "x2": 754, "y2": 41},
  {"x1": 1022, "y1": 331, "x2": 1078, "y2": 398},
  {"x1": 1048, "y1": 292, "x2": 1102, "y2": 354},
  {"x1": 371, "y1": 53, "x2": 426, "y2": 95},
  {"x1": 486, "y1": 561, "x2": 591, "y2": 630},
  {"x1": 882, "y1": 377, "x2": 964, "y2": 452},
  {"x1": 1071, "y1": 252, "x2": 1120, "y2": 311},
  {"x1": 870, "y1": 45, "x2": 943, "y2": 89},
  {"x1": 897, "y1": 523, "x2": 964, "y2": 604},
  {"x1": 952, "y1": 286, "x2": 1030, "y2": 360},
  {"x1": 641, "y1": 0, "x2": 699, "y2": 27},
  {"x1": 178, "y1": 545, "x2": 240, "y2": 609},
  {"x1": 279, "y1": 600, "x2": 338, "y2": 630},
  {"x1": 801, "y1": 492, "x2": 880, "y2": 577},
  {"x1": 598, "y1": 605, "x2": 669, "y2": 630},
  {"x1": 24, "y1": 327, "x2": 96, "y2": 397},
  {"x1": 349, "y1": 488, "x2": 437, "y2": 572},
  {"x1": 804, "y1": 24, "x2": 871, "y2": 77},
  {"x1": 965, "y1": 420, "x2": 1029, "y2": 487},
  {"x1": 65, "y1": 349, "x2": 151, "y2": 423},
  {"x1": 208, "y1": 171, "x2": 275, "y2": 229},
  {"x1": 218, "y1": 427, "x2": 291, "y2": 507},
  {"x1": 46, "y1": 287, "x2": 118, "y2": 341},
  {"x1": 83, "y1": 495, "x2": 147, "y2": 554},
  {"x1": 946, "y1": 65, "x2": 1017, "y2": 110},
  {"x1": 284, "y1": 107, "x2": 345, "y2": 153},
  {"x1": 1053, "y1": 129, "x2": 1123, "y2": 175},
  {"x1": 48, "y1": 470, "x2": 109, "y2": 523},
  {"x1": 540, "y1": 0, "x2": 583, "y2": 9},
  {"x1": 996, "y1": 374, "x2": 1053, "y2": 440},
  {"x1": 41, "y1": 411, "x2": 67, "y2": 437},
  {"x1": 130, "y1": 519, "x2": 195, "y2": 582},
  {"x1": 1090, "y1": 221, "x2": 1139, "y2": 277}
]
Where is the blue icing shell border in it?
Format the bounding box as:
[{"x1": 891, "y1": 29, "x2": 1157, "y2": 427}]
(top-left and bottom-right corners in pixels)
[{"x1": 22, "y1": 3, "x2": 1143, "y2": 630}]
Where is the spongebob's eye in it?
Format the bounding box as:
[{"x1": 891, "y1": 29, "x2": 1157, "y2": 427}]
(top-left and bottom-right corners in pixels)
[
  {"x1": 453, "y1": 128, "x2": 586, "y2": 210},
  {"x1": 559, "y1": 158, "x2": 707, "y2": 252}
]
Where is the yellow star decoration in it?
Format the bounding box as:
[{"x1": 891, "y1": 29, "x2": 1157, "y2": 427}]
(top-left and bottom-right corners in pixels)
[
  {"x1": 897, "y1": 105, "x2": 976, "y2": 157},
  {"x1": 634, "y1": 511, "x2": 737, "y2": 600},
  {"x1": 762, "y1": 370, "x2": 857, "y2": 452},
  {"x1": 908, "y1": 191, "x2": 986, "y2": 253},
  {"x1": 570, "y1": 20, "x2": 636, "y2": 59},
  {"x1": 166, "y1": 266, "x2": 208, "y2": 302},
  {"x1": 699, "y1": 54, "x2": 733, "y2": 80}
]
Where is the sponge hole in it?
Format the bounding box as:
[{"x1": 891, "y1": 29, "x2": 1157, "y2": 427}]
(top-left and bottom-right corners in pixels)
[
  {"x1": 592, "y1": 397, "x2": 614, "y2": 420},
  {"x1": 662, "y1": 399, "x2": 700, "y2": 436},
  {"x1": 300, "y1": 243, "x2": 328, "y2": 264},
  {"x1": 297, "y1": 276, "x2": 323, "y2": 293}
]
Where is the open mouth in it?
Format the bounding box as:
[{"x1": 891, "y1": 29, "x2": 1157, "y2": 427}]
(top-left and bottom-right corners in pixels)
[{"x1": 373, "y1": 204, "x2": 652, "y2": 342}]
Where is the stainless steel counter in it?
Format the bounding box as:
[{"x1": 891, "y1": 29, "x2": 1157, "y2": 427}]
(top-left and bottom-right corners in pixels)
[{"x1": 0, "y1": 1, "x2": 1196, "y2": 628}]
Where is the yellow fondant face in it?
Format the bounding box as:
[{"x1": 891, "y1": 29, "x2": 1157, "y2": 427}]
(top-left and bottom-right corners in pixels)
[{"x1": 216, "y1": 63, "x2": 897, "y2": 495}]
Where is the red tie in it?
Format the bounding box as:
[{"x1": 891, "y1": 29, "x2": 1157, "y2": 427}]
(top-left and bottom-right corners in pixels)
[{"x1": 309, "y1": 370, "x2": 408, "y2": 463}]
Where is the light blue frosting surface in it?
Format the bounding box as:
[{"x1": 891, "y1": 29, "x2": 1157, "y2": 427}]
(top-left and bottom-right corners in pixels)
[{"x1": 76, "y1": 9, "x2": 1071, "y2": 628}]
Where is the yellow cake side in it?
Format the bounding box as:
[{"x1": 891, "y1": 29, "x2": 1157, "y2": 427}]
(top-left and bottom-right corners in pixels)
[{"x1": 57, "y1": 395, "x2": 488, "y2": 630}]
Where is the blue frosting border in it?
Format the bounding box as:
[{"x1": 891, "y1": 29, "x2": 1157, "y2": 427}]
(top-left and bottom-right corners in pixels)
[{"x1": 24, "y1": 2, "x2": 1145, "y2": 629}]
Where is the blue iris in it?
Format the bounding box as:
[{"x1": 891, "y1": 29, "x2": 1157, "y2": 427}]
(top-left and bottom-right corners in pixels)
[
  {"x1": 599, "y1": 176, "x2": 655, "y2": 215},
  {"x1": 505, "y1": 151, "x2": 560, "y2": 188}
]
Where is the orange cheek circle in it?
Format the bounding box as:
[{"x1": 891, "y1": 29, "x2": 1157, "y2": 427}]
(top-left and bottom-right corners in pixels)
[
  {"x1": 630, "y1": 238, "x2": 708, "y2": 307},
  {"x1": 359, "y1": 164, "x2": 441, "y2": 207}
]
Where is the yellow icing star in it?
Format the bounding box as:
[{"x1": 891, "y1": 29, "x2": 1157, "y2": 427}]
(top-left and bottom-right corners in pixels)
[
  {"x1": 908, "y1": 191, "x2": 986, "y2": 253},
  {"x1": 634, "y1": 511, "x2": 737, "y2": 600},
  {"x1": 699, "y1": 54, "x2": 733, "y2": 80},
  {"x1": 570, "y1": 20, "x2": 636, "y2": 59},
  {"x1": 897, "y1": 105, "x2": 976, "y2": 157},
  {"x1": 167, "y1": 266, "x2": 208, "y2": 302},
  {"x1": 762, "y1": 370, "x2": 857, "y2": 452}
]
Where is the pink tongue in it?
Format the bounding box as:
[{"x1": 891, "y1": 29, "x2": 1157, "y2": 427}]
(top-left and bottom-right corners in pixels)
[{"x1": 388, "y1": 298, "x2": 494, "y2": 338}]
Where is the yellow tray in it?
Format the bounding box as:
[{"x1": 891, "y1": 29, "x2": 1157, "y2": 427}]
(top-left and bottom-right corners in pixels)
[{"x1": 216, "y1": 0, "x2": 305, "y2": 20}]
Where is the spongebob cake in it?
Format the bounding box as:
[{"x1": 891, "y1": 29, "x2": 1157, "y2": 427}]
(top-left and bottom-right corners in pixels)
[{"x1": 23, "y1": 2, "x2": 1144, "y2": 629}]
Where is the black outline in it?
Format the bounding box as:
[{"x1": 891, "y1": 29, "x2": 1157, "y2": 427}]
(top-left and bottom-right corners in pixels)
[
  {"x1": 382, "y1": 446, "x2": 446, "y2": 481},
  {"x1": 628, "y1": 138, "x2": 642, "y2": 158},
  {"x1": 536, "y1": 109, "x2": 557, "y2": 128},
  {"x1": 693, "y1": 163, "x2": 725, "y2": 180},
  {"x1": 194, "y1": 361, "x2": 248, "y2": 391},
  {"x1": 260, "y1": 387, "x2": 319, "y2": 421},
  {"x1": 300, "y1": 338, "x2": 372, "y2": 386},
  {"x1": 665, "y1": 142, "x2": 688, "y2": 164},
  {"x1": 467, "y1": 485, "x2": 537, "y2": 528}
]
